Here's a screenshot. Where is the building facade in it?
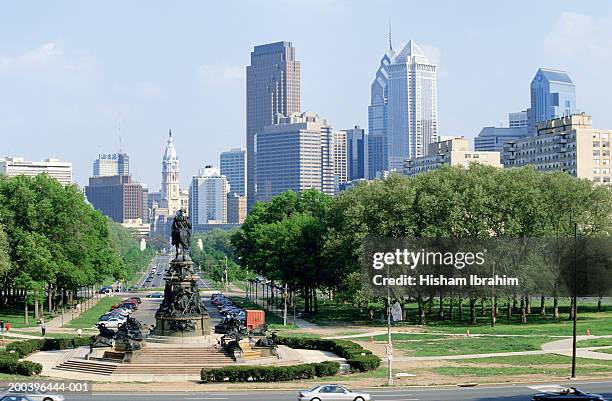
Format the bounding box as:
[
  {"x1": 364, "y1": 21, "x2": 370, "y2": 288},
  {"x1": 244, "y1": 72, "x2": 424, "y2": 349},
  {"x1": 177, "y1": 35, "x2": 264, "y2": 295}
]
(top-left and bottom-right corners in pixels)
[
  {"x1": 246, "y1": 41, "x2": 301, "y2": 210},
  {"x1": 403, "y1": 138, "x2": 501, "y2": 177},
  {"x1": 503, "y1": 114, "x2": 612, "y2": 184},
  {"x1": 527, "y1": 68, "x2": 577, "y2": 133},
  {"x1": 189, "y1": 166, "x2": 229, "y2": 225},
  {"x1": 85, "y1": 175, "x2": 144, "y2": 223},
  {"x1": 93, "y1": 153, "x2": 129, "y2": 177},
  {"x1": 220, "y1": 148, "x2": 246, "y2": 197},
  {"x1": 160, "y1": 130, "x2": 181, "y2": 215},
  {"x1": 227, "y1": 192, "x2": 247, "y2": 224},
  {"x1": 0, "y1": 157, "x2": 72, "y2": 185},
  {"x1": 343, "y1": 125, "x2": 369, "y2": 181},
  {"x1": 332, "y1": 130, "x2": 348, "y2": 191},
  {"x1": 256, "y1": 112, "x2": 338, "y2": 202},
  {"x1": 509, "y1": 111, "x2": 528, "y2": 128}
]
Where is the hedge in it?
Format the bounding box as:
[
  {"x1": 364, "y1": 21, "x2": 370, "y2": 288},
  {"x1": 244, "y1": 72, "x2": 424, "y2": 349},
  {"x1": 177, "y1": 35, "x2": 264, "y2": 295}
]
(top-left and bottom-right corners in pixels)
[
  {"x1": 0, "y1": 336, "x2": 90, "y2": 376},
  {"x1": 5, "y1": 337, "x2": 91, "y2": 358},
  {"x1": 200, "y1": 361, "x2": 339, "y2": 383},
  {"x1": 274, "y1": 336, "x2": 381, "y2": 372}
]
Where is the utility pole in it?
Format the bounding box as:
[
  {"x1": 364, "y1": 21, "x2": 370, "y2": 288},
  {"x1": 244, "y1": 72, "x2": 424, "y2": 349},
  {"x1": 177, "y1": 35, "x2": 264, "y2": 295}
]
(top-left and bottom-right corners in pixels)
[
  {"x1": 283, "y1": 283, "x2": 288, "y2": 326},
  {"x1": 571, "y1": 221, "x2": 578, "y2": 379},
  {"x1": 386, "y1": 263, "x2": 393, "y2": 386},
  {"x1": 491, "y1": 261, "x2": 496, "y2": 327}
]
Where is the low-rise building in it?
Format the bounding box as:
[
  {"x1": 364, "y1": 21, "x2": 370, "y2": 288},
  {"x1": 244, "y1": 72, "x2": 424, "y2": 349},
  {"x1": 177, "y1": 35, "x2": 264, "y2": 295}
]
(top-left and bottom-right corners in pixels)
[
  {"x1": 503, "y1": 114, "x2": 612, "y2": 184},
  {"x1": 403, "y1": 138, "x2": 502, "y2": 177}
]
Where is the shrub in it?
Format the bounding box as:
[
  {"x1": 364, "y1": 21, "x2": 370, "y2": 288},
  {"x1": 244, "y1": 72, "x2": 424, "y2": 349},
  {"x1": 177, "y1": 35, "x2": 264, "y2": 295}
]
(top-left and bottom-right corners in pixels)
[
  {"x1": 200, "y1": 361, "x2": 339, "y2": 383},
  {"x1": 0, "y1": 357, "x2": 42, "y2": 376},
  {"x1": 274, "y1": 336, "x2": 381, "y2": 373},
  {"x1": 6, "y1": 337, "x2": 91, "y2": 358}
]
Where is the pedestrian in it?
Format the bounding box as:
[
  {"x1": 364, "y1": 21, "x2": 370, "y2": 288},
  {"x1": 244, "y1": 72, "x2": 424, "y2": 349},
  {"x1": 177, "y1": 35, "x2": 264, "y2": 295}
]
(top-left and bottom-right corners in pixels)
[
  {"x1": 76, "y1": 328, "x2": 83, "y2": 338},
  {"x1": 40, "y1": 321, "x2": 47, "y2": 337},
  {"x1": 5, "y1": 321, "x2": 10, "y2": 333},
  {"x1": 0, "y1": 320, "x2": 4, "y2": 334}
]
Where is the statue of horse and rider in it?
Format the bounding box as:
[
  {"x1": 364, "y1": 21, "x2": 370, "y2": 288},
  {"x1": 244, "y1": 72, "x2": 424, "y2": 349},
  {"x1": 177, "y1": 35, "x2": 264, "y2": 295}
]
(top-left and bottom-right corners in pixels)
[{"x1": 171, "y1": 208, "x2": 191, "y2": 260}]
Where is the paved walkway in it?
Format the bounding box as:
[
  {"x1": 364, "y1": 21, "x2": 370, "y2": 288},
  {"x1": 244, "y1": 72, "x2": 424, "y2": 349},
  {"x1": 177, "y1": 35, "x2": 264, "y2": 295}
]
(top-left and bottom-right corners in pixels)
[{"x1": 542, "y1": 335, "x2": 612, "y2": 360}]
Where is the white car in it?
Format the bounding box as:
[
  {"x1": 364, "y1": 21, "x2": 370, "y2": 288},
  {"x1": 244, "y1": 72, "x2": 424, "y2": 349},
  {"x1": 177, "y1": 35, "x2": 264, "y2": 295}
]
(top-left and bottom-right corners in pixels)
[
  {"x1": 96, "y1": 317, "x2": 126, "y2": 328},
  {"x1": 298, "y1": 385, "x2": 371, "y2": 401},
  {"x1": 1, "y1": 393, "x2": 64, "y2": 401}
]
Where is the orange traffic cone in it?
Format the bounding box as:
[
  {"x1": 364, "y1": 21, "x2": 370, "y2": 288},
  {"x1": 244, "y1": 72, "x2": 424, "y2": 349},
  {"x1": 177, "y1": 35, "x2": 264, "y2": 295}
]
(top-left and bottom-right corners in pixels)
[
  {"x1": 586, "y1": 328, "x2": 591, "y2": 336},
  {"x1": 466, "y1": 330, "x2": 471, "y2": 337}
]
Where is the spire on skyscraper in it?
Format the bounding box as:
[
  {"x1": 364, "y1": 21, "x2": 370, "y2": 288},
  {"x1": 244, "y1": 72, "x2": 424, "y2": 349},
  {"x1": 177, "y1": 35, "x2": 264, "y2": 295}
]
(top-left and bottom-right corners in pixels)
[
  {"x1": 388, "y1": 20, "x2": 393, "y2": 51},
  {"x1": 169, "y1": 129, "x2": 172, "y2": 138}
]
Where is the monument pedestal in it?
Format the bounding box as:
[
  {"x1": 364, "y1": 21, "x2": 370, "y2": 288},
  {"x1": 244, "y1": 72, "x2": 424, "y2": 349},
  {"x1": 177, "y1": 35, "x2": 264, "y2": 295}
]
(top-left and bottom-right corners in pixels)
[{"x1": 154, "y1": 255, "x2": 210, "y2": 338}]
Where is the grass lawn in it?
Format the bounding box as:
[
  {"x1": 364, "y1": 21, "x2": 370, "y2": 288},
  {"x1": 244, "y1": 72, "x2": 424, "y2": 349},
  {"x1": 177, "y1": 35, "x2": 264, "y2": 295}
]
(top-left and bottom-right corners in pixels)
[
  {"x1": 599, "y1": 348, "x2": 612, "y2": 355},
  {"x1": 0, "y1": 305, "x2": 52, "y2": 328},
  {"x1": 392, "y1": 335, "x2": 552, "y2": 357},
  {"x1": 577, "y1": 337, "x2": 612, "y2": 348},
  {"x1": 434, "y1": 354, "x2": 612, "y2": 377},
  {"x1": 66, "y1": 296, "x2": 121, "y2": 329}
]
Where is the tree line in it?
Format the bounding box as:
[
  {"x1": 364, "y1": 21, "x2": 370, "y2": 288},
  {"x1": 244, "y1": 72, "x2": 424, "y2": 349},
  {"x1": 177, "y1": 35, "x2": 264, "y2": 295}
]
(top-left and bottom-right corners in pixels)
[
  {"x1": 0, "y1": 173, "x2": 152, "y2": 322},
  {"x1": 232, "y1": 165, "x2": 612, "y2": 323}
]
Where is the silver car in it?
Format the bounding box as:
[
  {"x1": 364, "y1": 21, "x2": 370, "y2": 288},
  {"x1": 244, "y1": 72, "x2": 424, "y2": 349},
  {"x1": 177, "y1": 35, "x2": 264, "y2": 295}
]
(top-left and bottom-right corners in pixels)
[{"x1": 298, "y1": 385, "x2": 371, "y2": 401}]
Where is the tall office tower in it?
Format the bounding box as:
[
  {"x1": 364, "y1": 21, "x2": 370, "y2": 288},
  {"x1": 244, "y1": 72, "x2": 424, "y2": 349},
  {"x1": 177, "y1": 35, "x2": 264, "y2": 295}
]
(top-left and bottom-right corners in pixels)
[
  {"x1": 368, "y1": 40, "x2": 438, "y2": 175},
  {"x1": 220, "y1": 148, "x2": 246, "y2": 197},
  {"x1": 343, "y1": 125, "x2": 369, "y2": 180},
  {"x1": 85, "y1": 175, "x2": 144, "y2": 223},
  {"x1": 160, "y1": 130, "x2": 181, "y2": 215},
  {"x1": 0, "y1": 157, "x2": 72, "y2": 185},
  {"x1": 246, "y1": 41, "x2": 301, "y2": 209},
  {"x1": 189, "y1": 166, "x2": 229, "y2": 225},
  {"x1": 509, "y1": 111, "x2": 528, "y2": 128},
  {"x1": 527, "y1": 68, "x2": 577, "y2": 133},
  {"x1": 93, "y1": 153, "x2": 129, "y2": 177},
  {"x1": 333, "y1": 130, "x2": 348, "y2": 190},
  {"x1": 256, "y1": 112, "x2": 337, "y2": 202}
]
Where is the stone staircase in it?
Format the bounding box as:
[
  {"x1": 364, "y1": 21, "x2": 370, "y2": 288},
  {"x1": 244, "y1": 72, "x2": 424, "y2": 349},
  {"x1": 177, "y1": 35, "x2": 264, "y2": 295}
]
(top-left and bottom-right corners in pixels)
[
  {"x1": 113, "y1": 346, "x2": 235, "y2": 375},
  {"x1": 54, "y1": 359, "x2": 118, "y2": 375}
]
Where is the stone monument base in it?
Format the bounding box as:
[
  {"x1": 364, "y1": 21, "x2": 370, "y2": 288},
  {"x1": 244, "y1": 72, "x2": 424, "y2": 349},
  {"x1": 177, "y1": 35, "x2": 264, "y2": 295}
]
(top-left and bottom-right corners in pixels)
[{"x1": 154, "y1": 314, "x2": 210, "y2": 337}]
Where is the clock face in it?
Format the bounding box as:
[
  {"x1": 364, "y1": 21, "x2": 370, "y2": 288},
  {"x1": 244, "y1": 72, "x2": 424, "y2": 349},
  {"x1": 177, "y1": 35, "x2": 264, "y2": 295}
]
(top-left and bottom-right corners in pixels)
[{"x1": 537, "y1": 74, "x2": 542, "y2": 81}]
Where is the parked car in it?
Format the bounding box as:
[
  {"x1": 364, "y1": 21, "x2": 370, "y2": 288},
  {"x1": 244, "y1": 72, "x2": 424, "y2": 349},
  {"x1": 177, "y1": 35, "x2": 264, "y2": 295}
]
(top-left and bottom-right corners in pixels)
[
  {"x1": 128, "y1": 296, "x2": 142, "y2": 304},
  {"x1": 298, "y1": 385, "x2": 371, "y2": 401},
  {"x1": 96, "y1": 317, "x2": 126, "y2": 328},
  {"x1": 98, "y1": 286, "x2": 112, "y2": 294},
  {"x1": 532, "y1": 387, "x2": 608, "y2": 400}
]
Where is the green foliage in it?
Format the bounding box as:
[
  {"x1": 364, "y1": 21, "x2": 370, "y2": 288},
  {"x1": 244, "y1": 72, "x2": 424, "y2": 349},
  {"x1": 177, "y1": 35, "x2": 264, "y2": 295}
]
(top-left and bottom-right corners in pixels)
[
  {"x1": 191, "y1": 229, "x2": 250, "y2": 283},
  {"x1": 0, "y1": 174, "x2": 124, "y2": 305},
  {"x1": 274, "y1": 336, "x2": 381, "y2": 373},
  {"x1": 200, "y1": 361, "x2": 339, "y2": 383},
  {"x1": 5, "y1": 336, "x2": 91, "y2": 358},
  {"x1": 0, "y1": 357, "x2": 42, "y2": 376}
]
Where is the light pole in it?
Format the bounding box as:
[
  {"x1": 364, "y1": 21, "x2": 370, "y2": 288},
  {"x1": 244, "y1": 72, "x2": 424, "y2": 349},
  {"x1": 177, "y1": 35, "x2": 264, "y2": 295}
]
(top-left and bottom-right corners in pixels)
[
  {"x1": 224, "y1": 256, "x2": 229, "y2": 294},
  {"x1": 283, "y1": 283, "x2": 288, "y2": 326}
]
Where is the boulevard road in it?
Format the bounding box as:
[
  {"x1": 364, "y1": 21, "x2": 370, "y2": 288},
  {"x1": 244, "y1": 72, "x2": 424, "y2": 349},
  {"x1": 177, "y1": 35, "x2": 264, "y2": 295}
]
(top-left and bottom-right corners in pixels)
[
  {"x1": 138, "y1": 254, "x2": 213, "y2": 289},
  {"x1": 62, "y1": 380, "x2": 612, "y2": 401}
]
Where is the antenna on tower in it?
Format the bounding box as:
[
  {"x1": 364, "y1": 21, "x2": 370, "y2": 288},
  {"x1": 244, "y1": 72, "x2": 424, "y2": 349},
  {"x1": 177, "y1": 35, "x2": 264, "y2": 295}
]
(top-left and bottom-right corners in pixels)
[
  {"x1": 388, "y1": 20, "x2": 393, "y2": 51},
  {"x1": 169, "y1": 129, "x2": 172, "y2": 138},
  {"x1": 118, "y1": 114, "x2": 123, "y2": 153}
]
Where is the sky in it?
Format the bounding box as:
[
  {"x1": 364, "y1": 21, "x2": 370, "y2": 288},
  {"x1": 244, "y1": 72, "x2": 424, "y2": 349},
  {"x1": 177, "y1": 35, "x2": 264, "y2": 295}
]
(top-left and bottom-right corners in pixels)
[{"x1": 2, "y1": 0, "x2": 612, "y2": 189}]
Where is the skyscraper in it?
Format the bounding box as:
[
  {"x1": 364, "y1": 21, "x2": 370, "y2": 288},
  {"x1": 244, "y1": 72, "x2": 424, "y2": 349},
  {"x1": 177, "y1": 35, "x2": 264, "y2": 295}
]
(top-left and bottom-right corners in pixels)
[
  {"x1": 343, "y1": 125, "x2": 369, "y2": 181},
  {"x1": 93, "y1": 153, "x2": 129, "y2": 177},
  {"x1": 85, "y1": 175, "x2": 144, "y2": 223},
  {"x1": 256, "y1": 112, "x2": 337, "y2": 202},
  {"x1": 160, "y1": 130, "x2": 181, "y2": 216},
  {"x1": 189, "y1": 166, "x2": 229, "y2": 225},
  {"x1": 527, "y1": 68, "x2": 576, "y2": 133},
  {"x1": 368, "y1": 40, "x2": 438, "y2": 175},
  {"x1": 220, "y1": 148, "x2": 246, "y2": 197},
  {"x1": 246, "y1": 41, "x2": 301, "y2": 209}
]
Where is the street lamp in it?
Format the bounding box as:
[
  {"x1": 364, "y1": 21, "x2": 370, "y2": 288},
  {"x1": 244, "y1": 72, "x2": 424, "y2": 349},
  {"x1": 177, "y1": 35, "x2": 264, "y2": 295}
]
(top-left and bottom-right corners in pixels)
[
  {"x1": 571, "y1": 220, "x2": 578, "y2": 379},
  {"x1": 386, "y1": 262, "x2": 393, "y2": 386}
]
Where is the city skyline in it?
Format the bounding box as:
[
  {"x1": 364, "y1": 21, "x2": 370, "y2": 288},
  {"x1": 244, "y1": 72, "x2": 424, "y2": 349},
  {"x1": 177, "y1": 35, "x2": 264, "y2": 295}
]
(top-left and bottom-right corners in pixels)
[{"x1": 2, "y1": 1, "x2": 612, "y2": 189}]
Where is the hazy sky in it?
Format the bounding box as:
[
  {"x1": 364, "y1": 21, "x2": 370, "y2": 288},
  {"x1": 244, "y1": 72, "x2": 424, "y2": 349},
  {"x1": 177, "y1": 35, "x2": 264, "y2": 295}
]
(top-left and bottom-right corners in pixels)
[{"x1": 2, "y1": 0, "x2": 612, "y2": 188}]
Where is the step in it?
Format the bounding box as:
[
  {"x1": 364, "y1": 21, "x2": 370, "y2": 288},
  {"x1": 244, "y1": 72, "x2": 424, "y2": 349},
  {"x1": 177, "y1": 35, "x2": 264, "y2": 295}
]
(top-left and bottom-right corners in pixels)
[{"x1": 54, "y1": 360, "x2": 117, "y2": 376}]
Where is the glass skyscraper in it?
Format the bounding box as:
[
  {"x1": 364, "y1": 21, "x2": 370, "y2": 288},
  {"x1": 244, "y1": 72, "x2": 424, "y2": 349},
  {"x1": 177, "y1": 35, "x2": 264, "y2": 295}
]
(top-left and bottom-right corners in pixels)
[
  {"x1": 368, "y1": 40, "x2": 438, "y2": 175},
  {"x1": 527, "y1": 68, "x2": 576, "y2": 133}
]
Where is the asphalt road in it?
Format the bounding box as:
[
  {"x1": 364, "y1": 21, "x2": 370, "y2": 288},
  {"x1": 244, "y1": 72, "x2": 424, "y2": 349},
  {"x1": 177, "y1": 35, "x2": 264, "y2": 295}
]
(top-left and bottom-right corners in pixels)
[
  {"x1": 58, "y1": 380, "x2": 612, "y2": 401},
  {"x1": 138, "y1": 254, "x2": 213, "y2": 290}
]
